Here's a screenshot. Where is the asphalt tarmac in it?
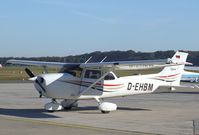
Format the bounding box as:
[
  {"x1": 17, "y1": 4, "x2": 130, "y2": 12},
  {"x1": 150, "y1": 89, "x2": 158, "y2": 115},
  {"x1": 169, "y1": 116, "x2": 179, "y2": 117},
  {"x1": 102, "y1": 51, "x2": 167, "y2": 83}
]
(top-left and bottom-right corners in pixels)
[{"x1": 0, "y1": 83, "x2": 199, "y2": 135}]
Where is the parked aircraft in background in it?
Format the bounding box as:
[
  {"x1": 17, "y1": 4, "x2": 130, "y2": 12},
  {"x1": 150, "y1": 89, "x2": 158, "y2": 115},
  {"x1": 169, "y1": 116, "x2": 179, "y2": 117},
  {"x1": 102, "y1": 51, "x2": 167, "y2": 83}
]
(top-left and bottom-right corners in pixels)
[
  {"x1": 181, "y1": 70, "x2": 199, "y2": 82},
  {"x1": 185, "y1": 66, "x2": 199, "y2": 71},
  {"x1": 7, "y1": 51, "x2": 191, "y2": 113}
]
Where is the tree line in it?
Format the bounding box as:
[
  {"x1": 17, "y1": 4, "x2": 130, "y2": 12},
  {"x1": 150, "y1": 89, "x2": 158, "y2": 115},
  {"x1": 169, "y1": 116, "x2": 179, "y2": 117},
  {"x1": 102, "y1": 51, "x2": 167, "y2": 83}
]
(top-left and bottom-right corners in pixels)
[{"x1": 1, "y1": 50, "x2": 199, "y2": 66}]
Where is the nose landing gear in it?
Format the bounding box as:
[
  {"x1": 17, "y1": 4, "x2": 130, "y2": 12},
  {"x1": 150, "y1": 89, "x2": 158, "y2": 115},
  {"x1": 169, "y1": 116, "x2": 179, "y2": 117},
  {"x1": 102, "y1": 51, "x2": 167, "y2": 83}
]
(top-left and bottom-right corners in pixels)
[
  {"x1": 44, "y1": 99, "x2": 78, "y2": 112},
  {"x1": 44, "y1": 99, "x2": 63, "y2": 112}
]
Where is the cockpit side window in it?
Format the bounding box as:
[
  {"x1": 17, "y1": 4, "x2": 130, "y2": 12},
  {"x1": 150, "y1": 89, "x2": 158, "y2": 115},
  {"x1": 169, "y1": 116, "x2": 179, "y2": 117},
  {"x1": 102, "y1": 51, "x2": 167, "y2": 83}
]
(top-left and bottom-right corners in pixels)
[
  {"x1": 84, "y1": 70, "x2": 101, "y2": 79},
  {"x1": 104, "y1": 73, "x2": 115, "y2": 80}
]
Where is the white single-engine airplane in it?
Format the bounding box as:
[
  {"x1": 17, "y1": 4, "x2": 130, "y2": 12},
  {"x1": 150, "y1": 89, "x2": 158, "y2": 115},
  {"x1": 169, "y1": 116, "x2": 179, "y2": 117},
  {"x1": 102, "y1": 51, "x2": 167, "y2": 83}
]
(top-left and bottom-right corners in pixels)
[{"x1": 7, "y1": 51, "x2": 189, "y2": 113}]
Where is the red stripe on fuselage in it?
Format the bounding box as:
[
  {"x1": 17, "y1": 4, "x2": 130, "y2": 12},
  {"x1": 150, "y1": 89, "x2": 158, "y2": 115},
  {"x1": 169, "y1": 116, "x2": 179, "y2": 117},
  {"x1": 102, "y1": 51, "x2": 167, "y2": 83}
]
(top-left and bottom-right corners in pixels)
[
  {"x1": 101, "y1": 83, "x2": 123, "y2": 87},
  {"x1": 70, "y1": 80, "x2": 123, "y2": 87},
  {"x1": 158, "y1": 73, "x2": 180, "y2": 78},
  {"x1": 95, "y1": 82, "x2": 123, "y2": 87}
]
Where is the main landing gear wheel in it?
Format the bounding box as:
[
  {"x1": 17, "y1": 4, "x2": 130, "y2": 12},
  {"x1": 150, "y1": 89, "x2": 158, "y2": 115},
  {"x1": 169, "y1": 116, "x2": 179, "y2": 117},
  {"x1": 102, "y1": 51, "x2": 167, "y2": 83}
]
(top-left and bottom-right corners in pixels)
[
  {"x1": 94, "y1": 97, "x2": 117, "y2": 114},
  {"x1": 61, "y1": 99, "x2": 78, "y2": 110},
  {"x1": 101, "y1": 110, "x2": 110, "y2": 114}
]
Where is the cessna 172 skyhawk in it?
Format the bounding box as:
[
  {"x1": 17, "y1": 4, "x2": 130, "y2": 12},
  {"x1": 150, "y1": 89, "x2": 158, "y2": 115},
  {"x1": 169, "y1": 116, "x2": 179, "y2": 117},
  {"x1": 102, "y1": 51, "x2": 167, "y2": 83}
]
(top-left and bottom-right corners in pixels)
[{"x1": 7, "y1": 51, "x2": 189, "y2": 113}]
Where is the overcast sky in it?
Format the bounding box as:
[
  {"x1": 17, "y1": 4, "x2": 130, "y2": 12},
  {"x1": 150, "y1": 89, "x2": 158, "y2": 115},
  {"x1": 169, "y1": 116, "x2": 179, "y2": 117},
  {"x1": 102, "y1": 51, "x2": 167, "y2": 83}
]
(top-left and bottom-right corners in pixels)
[{"x1": 0, "y1": 0, "x2": 199, "y2": 57}]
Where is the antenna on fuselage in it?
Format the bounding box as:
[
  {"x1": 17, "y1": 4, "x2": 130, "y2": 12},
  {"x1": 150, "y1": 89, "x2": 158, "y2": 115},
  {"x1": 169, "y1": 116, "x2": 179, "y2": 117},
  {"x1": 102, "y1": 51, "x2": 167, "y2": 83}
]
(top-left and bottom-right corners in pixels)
[
  {"x1": 85, "y1": 56, "x2": 92, "y2": 64},
  {"x1": 100, "y1": 56, "x2": 107, "y2": 63}
]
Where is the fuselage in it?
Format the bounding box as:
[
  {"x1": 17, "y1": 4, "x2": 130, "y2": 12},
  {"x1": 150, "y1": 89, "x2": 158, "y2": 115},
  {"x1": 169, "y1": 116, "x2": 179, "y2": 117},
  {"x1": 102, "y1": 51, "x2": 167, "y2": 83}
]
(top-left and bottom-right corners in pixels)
[
  {"x1": 34, "y1": 72, "x2": 172, "y2": 100},
  {"x1": 34, "y1": 63, "x2": 184, "y2": 100}
]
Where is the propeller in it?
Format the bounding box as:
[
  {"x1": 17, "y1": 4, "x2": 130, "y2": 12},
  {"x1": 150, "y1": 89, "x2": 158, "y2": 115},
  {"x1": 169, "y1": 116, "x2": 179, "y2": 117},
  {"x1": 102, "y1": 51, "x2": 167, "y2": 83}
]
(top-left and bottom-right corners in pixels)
[
  {"x1": 25, "y1": 68, "x2": 45, "y2": 98},
  {"x1": 25, "y1": 68, "x2": 35, "y2": 78},
  {"x1": 35, "y1": 77, "x2": 46, "y2": 92}
]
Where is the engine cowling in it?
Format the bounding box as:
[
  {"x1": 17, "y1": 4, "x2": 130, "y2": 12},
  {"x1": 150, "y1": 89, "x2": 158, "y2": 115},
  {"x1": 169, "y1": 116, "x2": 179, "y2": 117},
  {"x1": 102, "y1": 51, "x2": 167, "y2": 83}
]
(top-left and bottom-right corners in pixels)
[{"x1": 98, "y1": 102, "x2": 117, "y2": 113}]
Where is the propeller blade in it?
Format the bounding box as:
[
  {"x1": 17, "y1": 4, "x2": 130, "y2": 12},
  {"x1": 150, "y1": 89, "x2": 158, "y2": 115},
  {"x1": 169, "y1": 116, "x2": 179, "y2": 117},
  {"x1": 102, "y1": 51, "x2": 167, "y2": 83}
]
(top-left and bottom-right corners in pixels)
[
  {"x1": 39, "y1": 91, "x2": 42, "y2": 98},
  {"x1": 35, "y1": 77, "x2": 46, "y2": 98},
  {"x1": 35, "y1": 78, "x2": 46, "y2": 92},
  {"x1": 25, "y1": 68, "x2": 35, "y2": 78},
  {"x1": 25, "y1": 68, "x2": 45, "y2": 98}
]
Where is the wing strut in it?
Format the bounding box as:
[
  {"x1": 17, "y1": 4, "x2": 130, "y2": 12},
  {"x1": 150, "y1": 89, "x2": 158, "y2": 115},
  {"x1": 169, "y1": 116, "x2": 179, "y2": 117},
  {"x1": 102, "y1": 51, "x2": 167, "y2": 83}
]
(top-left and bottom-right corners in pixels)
[
  {"x1": 100, "y1": 56, "x2": 107, "y2": 63},
  {"x1": 84, "y1": 56, "x2": 92, "y2": 64}
]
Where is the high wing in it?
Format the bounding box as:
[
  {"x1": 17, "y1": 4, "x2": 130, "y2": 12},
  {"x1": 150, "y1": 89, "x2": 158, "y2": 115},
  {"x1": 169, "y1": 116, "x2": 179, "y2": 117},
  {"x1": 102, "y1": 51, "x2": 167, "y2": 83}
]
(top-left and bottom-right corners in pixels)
[
  {"x1": 7, "y1": 59, "x2": 77, "y2": 68},
  {"x1": 80, "y1": 59, "x2": 173, "y2": 70},
  {"x1": 7, "y1": 59, "x2": 170, "y2": 70},
  {"x1": 7, "y1": 51, "x2": 191, "y2": 70}
]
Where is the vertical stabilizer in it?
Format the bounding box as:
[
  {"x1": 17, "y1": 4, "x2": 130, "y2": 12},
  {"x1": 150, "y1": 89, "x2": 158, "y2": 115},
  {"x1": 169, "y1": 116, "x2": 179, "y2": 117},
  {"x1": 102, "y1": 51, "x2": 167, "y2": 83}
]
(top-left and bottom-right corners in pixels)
[
  {"x1": 156, "y1": 51, "x2": 188, "y2": 86},
  {"x1": 171, "y1": 51, "x2": 188, "y2": 64}
]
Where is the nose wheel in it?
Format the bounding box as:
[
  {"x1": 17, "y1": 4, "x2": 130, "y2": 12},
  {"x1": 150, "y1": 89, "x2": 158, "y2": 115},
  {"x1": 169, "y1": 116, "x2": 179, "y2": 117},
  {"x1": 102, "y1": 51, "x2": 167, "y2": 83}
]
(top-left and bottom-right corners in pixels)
[{"x1": 44, "y1": 99, "x2": 63, "y2": 112}]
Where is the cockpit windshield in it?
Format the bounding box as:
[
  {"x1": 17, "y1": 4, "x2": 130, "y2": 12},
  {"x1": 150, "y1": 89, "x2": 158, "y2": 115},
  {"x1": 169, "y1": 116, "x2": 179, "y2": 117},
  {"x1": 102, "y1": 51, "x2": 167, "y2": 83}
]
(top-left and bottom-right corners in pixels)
[
  {"x1": 59, "y1": 64, "x2": 82, "y2": 77},
  {"x1": 104, "y1": 73, "x2": 115, "y2": 80}
]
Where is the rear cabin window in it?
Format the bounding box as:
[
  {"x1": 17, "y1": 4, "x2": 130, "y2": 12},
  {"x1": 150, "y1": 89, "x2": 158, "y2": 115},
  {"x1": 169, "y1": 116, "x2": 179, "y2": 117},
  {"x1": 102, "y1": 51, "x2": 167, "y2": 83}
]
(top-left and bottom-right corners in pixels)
[{"x1": 84, "y1": 70, "x2": 101, "y2": 79}]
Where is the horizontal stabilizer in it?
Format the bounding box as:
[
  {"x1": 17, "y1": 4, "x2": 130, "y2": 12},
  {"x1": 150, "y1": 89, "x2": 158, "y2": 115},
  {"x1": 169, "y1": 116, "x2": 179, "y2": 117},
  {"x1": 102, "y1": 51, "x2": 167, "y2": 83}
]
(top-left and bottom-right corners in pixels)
[{"x1": 155, "y1": 85, "x2": 199, "y2": 93}]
